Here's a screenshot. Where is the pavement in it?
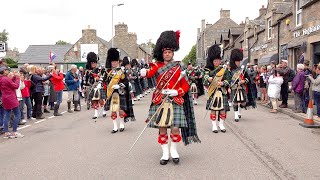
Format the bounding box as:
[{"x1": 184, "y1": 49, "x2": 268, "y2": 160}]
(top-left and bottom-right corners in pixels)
[
  {"x1": 1, "y1": 91, "x2": 320, "y2": 179},
  {"x1": 258, "y1": 93, "x2": 320, "y2": 124}
]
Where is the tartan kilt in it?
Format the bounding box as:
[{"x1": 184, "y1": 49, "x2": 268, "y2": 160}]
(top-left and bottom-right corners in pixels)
[
  {"x1": 230, "y1": 88, "x2": 247, "y2": 103},
  {"x1": 129, "y1": 81, "x2": 136, "y2": 93},
  {"x1": 147, "y1": 101, "x2": 187, "y2": 128},
  {"x1": 89, "y1": 88, "x2": 106, "y2": 100},
  {"x1": 105, "y1": 92, "x2": 127, "y2": 111},
  {"x1": 206, "y1": 93, "x2": 230, "y2": 111}
]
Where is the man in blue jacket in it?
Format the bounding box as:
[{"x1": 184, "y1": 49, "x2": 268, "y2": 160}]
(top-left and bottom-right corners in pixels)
[{"x1": 65, "y1": 65, "x2": 80, "y2": 112}]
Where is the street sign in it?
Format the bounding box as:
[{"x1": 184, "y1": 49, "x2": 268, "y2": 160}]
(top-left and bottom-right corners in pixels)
[{"x1": 0, "y1": 42, "x2": 5, "y2": 52}]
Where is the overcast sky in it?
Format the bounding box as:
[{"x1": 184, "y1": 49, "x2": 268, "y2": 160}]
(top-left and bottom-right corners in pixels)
[{"x1": 2, "y1": 0, "x2": 267, "y2": 60}]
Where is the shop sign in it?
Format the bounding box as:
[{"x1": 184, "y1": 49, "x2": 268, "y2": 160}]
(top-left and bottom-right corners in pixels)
[
  {"x1": 251, "y1": 44, "x2": 268, "y2": 52},
  {"x1": 293, "y1": 24, "x2": 320, "y2": 38}
]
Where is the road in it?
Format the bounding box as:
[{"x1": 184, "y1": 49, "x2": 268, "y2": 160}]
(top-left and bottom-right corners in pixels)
[{"x1": 1, "y1": 92, "x2": 320, "y2": 179}]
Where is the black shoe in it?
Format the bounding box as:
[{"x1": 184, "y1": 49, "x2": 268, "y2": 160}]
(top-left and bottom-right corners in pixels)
[
  {"x1": 54, "y1": 113, "x2": 62, "y2": 116},
  {"x1": 120, "y1": 128, "x2": 125, "y2": 132},
  {"x1": 235, "y1": 119, "x2": 239, "y2": 122},
  {"x1": 111, "y1": 130, "x2": 118, "y2": 134},
  {"x1": 44, "y1": 109, "x2": 50, "y2": 113},
  {"x1": 160, "y1": 159, "x2": 169, "y2": 165},
  {"x1": 213, "y1": 130, "x2": 218, "y2": 133},
  {"x1": 92, "y1": 116, "x2": 97, "y2": 119},
  {"x1": 172, "y1": 158, "x2": 179, "y2": 164},
  {"x1": 36, "y1": 116, "x2": 45, "y2": 119},
  {"x1": 50, "y1": 107, "x2": 54, "y2": 110},
  {"x1": 221, "y1": 129, "x2": 226, "y2": 133},
  {"x1": 238, "y1": 115, "x2": 241, "y2": 119},
  {"x1": 103, "y1": 114, "x2": 106, "y2": 117}
]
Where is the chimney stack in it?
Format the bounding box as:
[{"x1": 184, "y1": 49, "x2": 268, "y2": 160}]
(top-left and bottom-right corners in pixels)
[
  {"x1": 220, "y1": 9, "x2": 230, "y2": 19},
  {"x1": 259, "y1": 5, "x2": 267, "y2": 16},
  {"x1": 201, "y1": 19, "x2": 205, "y2": 32}
]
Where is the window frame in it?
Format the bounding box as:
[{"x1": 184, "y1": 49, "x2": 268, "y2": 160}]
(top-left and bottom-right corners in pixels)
[
  {"x1": 296, "y1": 0, "x2": 302, "y2": 27},
  {"x1": 267, "y1": 18, "x2": 272, "y2": 40}
]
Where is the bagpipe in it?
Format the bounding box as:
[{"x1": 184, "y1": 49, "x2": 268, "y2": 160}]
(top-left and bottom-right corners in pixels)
[
  {"x1": 230, "y1": 65, "x2": 247, "y2": 103},
  {"x1": 207, "y1": 65, "x2": 227, "y2": 111}
]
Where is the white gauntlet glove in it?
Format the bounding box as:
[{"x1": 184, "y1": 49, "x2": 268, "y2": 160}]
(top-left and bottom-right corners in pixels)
[
  {"x1": 140, "y1": 68, "x2": 147, "y2": 77},
  {"x1": 119, "y1": 83, "x2": 126, "y2": 88},
  {"x1": 112, "y1": 84, "x2": 120, "y2": 89},
  {"x1": 161, "y1": 89, "x2": 178, "y2": 97}
]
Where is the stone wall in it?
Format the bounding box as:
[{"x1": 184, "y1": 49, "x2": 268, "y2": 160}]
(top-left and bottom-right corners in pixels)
[
  {"x1": 113, "y1": 23, "x2": 138, "y2": 59},
  {"x1": 64, "y1": 27, "x2": 108, "y2": 66}
]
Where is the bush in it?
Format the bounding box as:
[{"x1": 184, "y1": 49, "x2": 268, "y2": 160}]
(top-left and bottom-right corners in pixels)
[{"x1": 3, "y1": 58, "x2": 18, "y2": 68}]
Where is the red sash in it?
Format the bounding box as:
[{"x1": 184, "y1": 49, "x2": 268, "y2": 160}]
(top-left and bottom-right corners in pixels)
[{"x1": 152, "y1": 66, "x2": 179, "y2": 105}]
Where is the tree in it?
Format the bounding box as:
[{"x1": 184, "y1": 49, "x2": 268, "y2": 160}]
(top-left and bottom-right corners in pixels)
[
  {"x1": 182, "y1": 45, "x2": 196, "y2": 65},
  {"x1": 0, "y1": 29, "x2": 9, "y2": 42},
  {"x1": 55, "y1": 40, "x2": 70, "y2": 45},
  {"x1": 3, "y1": 58, "x2": 18, "y2": 68}
]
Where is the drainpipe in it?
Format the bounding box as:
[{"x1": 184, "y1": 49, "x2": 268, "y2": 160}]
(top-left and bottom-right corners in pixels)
[{"x1": 277, "y1": 21, "x2": 281, "y2": 64}]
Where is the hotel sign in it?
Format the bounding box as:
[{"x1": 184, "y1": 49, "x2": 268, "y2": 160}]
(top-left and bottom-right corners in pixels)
[{"x1": 293, "y1": 24, "x2": 320, "y2": 38}]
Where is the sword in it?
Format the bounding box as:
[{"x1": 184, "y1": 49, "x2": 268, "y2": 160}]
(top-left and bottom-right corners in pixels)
[{"x1": 127, "y1": 70, "x2": 186, "y2": 155}]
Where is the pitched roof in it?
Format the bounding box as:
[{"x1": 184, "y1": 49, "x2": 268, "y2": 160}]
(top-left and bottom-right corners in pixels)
[
  {"x1": 269, "y1": 1, "x2": 292, "y2": 14},
  {"x1": 228, "y1": 27, "x2": 244, "y2": 38},
  {"x1": 19, "y1": 45, "x2": 72, "y2": 64}
]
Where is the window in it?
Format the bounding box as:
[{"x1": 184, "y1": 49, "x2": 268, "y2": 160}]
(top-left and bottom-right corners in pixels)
[
  {"x1": 296, "y1": 0, "x2": 302, "y2": 26},
  {"x1": 268, "y1": 18, "x2": 272, "y2": 40}
]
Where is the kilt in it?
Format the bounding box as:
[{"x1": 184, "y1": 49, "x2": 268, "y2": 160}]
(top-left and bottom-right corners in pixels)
[
  {"x1": 147, "y1": 100, "x2": 187, "y2": 128},
  {"x1": 230, "y1": 88, "x2": 247, "y2": 103},
  {"x1": 105, "y1": 92, "x2": 128, "y2": 111},
  {"x1": 129, "y1": 81, "x2": 136, "y2": 93},
  {"x1": 190, "y1": 83, "x2": 198, "y2": 94},
  {"x1": 89, "y1": 88, "x2": 106, "y2": 100},
  {"x1": 206, "y1": 89, "x2": 230, "y2": 111}
]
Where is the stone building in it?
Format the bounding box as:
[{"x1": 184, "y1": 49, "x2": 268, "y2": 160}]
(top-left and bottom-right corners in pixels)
[
  {"x1": 222, "y1": 25, "x2": 245, "y2": 61},
  {"x1": 196, "y1": 9, "x2": 240, "y2": 64},
  {"x1": 112, "y1": 23, "x2": 139, "y2": 59},
  {"x1": 275, "y1": 0, "x2": 320, "y2": 69}
]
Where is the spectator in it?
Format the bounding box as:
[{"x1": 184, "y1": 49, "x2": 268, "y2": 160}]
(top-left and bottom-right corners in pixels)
[
  {"x1": 302, "y1": 61, "x2": 312, "y2": 113},
  {"x1": 292, "y1": 64, "x2": 306, "y2": 113},
  {"x1": 30, "y1": 66, "x2": 52, "y2": 119},
  {"x1": 259, "y1": 66, "x2": 268, "y2": 104},
  {"x1": 42, "y1": 68, "x2": 50, "y2": 113},
  {"x1": 48, "y1": 65, "x2": 57, "y2": 110},
  {"x1": 268, "y1": 70, "x2": 283, "y2": 113},
  {"x1": 0, "y1": 82, "x2": 3, "y2": 134},
  {"x1": 50, "y1": 67, "x2": 65, "y2": 116},
  {"x1": 16, "y1": 73, "x2": 27, "y2": 125},
  {"x1": 65, "y1": 64, "x2": 80, "y2": 113},
  {"x1": 21, "y1": 73, "x2": 32, "y2": 120},
  {"x1": 307, "y1": 64, "x2": 320, "y2": 117},
  {"x1": 0, "y1": 66, "x2": 24, "y2": 138},
  {"x1": 278, "y1": 60, "x2": 291, "y2": 108}
]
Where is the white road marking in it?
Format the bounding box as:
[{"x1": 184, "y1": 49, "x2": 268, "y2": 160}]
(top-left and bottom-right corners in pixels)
[
  {"x1": 35, "y1": 119, "x2": 46, "y2": 124},
  {"x1": 48, "y1": 116, "x2": 55, "y2": 119},
  {"x1": 61, "y1": 111, "x2": 67, "y2": 114},
  {"x1": 17, "y1": 125, "x2": 31, "y2": 130}
]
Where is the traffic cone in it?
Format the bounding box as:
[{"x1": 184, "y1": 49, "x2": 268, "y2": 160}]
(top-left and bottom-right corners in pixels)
[{"x1": 299, "y1": 100, "x2": 320, "y2": 128}]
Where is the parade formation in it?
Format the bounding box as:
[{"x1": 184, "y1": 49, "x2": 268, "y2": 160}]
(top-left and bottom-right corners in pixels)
[
  {"x1": 0, "y1": 29, "x2": 263, "y2": 166},
  {"x1": 3, "y1": 0, "x2": 320, "y2": 178}
]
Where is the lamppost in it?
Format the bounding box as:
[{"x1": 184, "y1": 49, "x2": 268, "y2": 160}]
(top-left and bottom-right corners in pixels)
[{"x1": 111, "y1": 3, "x2": 124, "y2": 48}]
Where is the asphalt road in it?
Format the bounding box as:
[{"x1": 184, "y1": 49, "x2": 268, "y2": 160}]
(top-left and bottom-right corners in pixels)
[{"x1": 1, "y1": 92, "x2": 320, "y2": 179}]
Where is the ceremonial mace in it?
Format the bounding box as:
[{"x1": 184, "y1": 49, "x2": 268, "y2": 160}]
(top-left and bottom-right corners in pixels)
[{"x1": 127, "y1": 70, "x2": 186, "y2": 155}]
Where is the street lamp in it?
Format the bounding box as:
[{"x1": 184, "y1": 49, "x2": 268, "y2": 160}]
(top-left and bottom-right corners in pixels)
[{"x1": 111, "y1": 3, "x2": 124, "y2": 48}]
